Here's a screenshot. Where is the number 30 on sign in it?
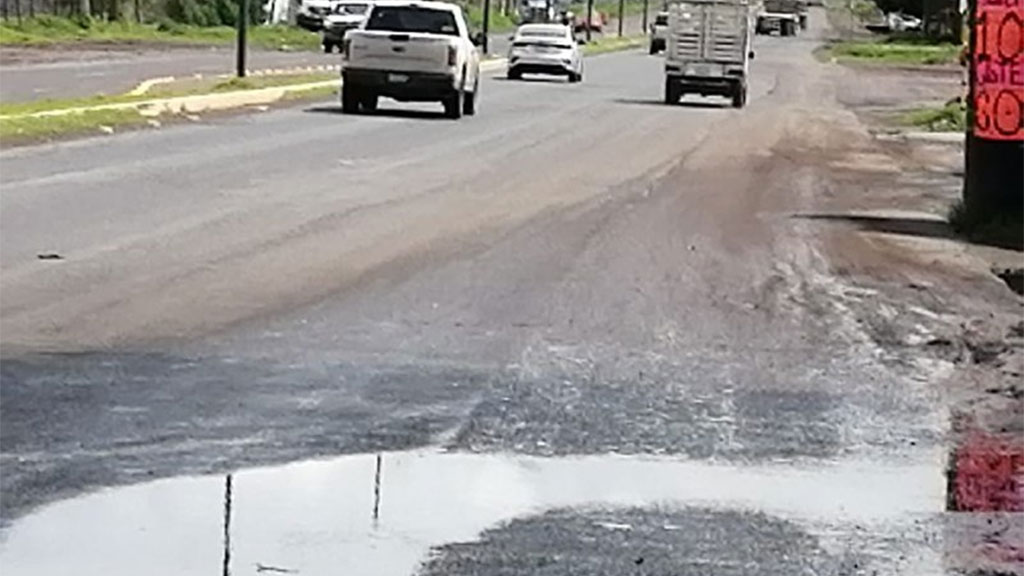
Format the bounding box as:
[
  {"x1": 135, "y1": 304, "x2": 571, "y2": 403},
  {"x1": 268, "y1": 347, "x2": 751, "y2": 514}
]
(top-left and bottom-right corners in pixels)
[{"x1": 973, "y1": 0, "x2": 1024, "y2": 141}]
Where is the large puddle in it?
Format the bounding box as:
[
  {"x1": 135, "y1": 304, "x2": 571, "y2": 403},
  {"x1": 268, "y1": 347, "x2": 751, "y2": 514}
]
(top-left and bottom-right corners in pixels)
[{"x1": 1, "y1": 450, "x2": 945, "y2": 575}]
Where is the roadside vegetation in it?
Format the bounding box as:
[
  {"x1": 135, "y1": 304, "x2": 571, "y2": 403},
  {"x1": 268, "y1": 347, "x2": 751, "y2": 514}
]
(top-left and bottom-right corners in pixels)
[
  {"x1": 825, "y1": 36, "x2": 960, "y2": 65},
  {"x1": 0, "y1": 15, "x2": 320, "y2": 49},
  {"x1": 0, "y1": 107, "x2": 150, "y2": 144},
  {"x1": 899, "y1": 102, "x2": 966, "y2": 132},
  {"x1": 463, "y1": 5, "x2": 517, "y2": 33},
  {"x1": 0, "y1": 71, "x2": 336, "y2": 117},
  {"x1": 583, "y1": 34, "x2": 644, "y2": 54},
  {"x1": 949, "y1": 200, "x2": 1024, "y2": 251},
  {"x1": 0, "y1": 70, "x2": 337, "y2": 145}
]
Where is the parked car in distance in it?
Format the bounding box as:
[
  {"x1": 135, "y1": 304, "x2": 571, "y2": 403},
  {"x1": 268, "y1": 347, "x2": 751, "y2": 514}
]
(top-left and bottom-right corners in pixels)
[
  {"x1": 342, "y1": 0, "x2": 482, "y2": 119},
  {"x1": 322, "y1": 1, "x2": 372, "y2": 52},
  {"x1": 297, "y1": 0, "x2": 336, "y2": 31},
  {"x1": 507, "y1": 23, "x2": 583, "y2": 82},
  {"x1": 649, "y1": 11, "x2": 669, "y2": 54}
]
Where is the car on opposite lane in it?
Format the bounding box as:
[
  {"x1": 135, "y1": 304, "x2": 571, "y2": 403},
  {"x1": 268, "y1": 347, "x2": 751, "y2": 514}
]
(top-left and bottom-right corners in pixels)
[
  {"x1": 507, "y1": 23, "x2": 583, "y2": 82},
  {"x1": 322, "y1": 1, "x2": 372, "y2": 52},
  {"x1": 297, "y1": 0, "x2": 337, "y2": 30}
]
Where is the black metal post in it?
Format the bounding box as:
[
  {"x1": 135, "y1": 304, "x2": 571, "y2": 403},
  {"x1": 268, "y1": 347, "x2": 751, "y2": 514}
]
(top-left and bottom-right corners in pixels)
[
  {"x1": 372, "y1": 453, "x2": 383, "y2": 521},
  {"x1": 617, "y1": 0, "x2": 623, "y2": 36},
  {"x1": 236, "y1": 0, "x2": 248, "y2": 77},
  {"x1": 962, "y1": 0, "x2": 1024, "y2": 240},
  {"x1": 481, "y1": 0, "x2": 490, "y2": 54},
  {"x1": 586, "y1": 0, "x2": 593, "y2": 41},
  {"x1": 222, "y1": 474, "x2": 233, "y2": 576},
  {"x1": 642, "y1": 0, "x2": 648, "y2": 33}
]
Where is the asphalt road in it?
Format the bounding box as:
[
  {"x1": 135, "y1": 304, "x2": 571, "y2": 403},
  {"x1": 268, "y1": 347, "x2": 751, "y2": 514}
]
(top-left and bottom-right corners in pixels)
[
  {"x1": 0, "y1": 11, "x2": 950, "y2": 575},
  {"x1": 0, "y1": 18, "x2": 641, "y2": 102}
]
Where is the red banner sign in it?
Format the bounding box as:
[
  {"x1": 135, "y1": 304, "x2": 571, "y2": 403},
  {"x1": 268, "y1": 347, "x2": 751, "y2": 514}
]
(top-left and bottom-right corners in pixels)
[{"x1": 974, "y1": 0, "x2": 1024, "y2": 141}]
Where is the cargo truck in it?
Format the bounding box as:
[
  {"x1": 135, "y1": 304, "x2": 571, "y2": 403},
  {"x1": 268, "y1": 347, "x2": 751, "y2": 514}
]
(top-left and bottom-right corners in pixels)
[
  {"x1": 663, "y1": 0, "x2": 753, "y2": 108},
  {"x1": 755, "y1": 0, "x2": 803, "y2": 36}
]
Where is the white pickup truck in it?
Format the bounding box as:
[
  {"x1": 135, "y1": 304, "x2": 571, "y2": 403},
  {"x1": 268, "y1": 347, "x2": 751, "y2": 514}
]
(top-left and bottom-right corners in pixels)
[{"x1": 341, "y1": 1, "x2": 483, "y2": 119}]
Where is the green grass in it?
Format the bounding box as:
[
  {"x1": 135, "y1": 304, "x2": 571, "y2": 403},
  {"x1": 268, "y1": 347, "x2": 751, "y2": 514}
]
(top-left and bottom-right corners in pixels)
[
  {"x1": 463, "y1": 5, "x2": 518, "y2": 33},
  {"x1": 570, "y1": 0, "x2": 649, "y2": 18},
  {"x1": 0, "y1": 80, "x2": 339, "y2": 146},
  {"x1": 0, "y1": 71, "x2": 336, "y2": 117},
  {"x1": 582, "y1": 34, "x2": 644, "y2": 54},
  {"x1": 0, "y1": 107, "x2": 149, "y2": 144},
  {"x1": 900, "y1": 103, "x2": 966, "y2": 132},
  {"x1": 826, "y1": 38, "x2": 960, "y2": 65},
  {"x1": 0, "y1": 16, "x2": 320, "y2": 51},
  {"x1": 210, "y1": 72, "x2": 336, "y2": 92}
]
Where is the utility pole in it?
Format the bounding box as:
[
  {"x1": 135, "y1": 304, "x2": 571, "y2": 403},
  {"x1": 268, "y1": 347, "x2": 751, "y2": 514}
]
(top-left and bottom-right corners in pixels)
[
  {"x1": 642, "y1": 0, "x2": 649, "y2": 34},
  {"x1": 586, "y1": 0, "x2": 593, "y2": 41},
  {"x1": 962, "y1": 0, "x2": 1023, "y2": 239},
  {"x1": 481, "y1": 0, "x2": 490, "y2": 54},
  {"x1": 236, "y1": 0, "x2": 248, "y2": 78},
  {"x1": 617, "y1": 0, "x2": 624, "y2": 36}
]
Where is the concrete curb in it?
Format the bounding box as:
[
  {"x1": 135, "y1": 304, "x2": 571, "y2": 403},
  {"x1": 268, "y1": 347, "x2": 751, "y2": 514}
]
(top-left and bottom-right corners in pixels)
[{"x1": 2, "y1": 58, "x2": 509, "y2": 121}]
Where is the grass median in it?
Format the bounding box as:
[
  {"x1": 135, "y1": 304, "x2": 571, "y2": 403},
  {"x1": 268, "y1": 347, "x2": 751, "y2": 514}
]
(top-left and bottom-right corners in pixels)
[
  {"x1": 0, "y1": 71, "x2": 338, "y2": 146},
  {"x1": 583, "y1": 34, "x2": 645, "y2": 54},
  {"x1": 0, "y1": 16, "x2": 321, "y2": 51},
  {"x1": 899, "y1": 103, "x2": 966, "y2": 132},
  {"x1": 823, "y1": 37, "x2": 961, "y2": 65}
]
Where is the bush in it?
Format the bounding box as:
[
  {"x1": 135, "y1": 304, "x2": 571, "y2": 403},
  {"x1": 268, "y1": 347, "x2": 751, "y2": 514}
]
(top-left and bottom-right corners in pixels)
[
  {"x1": 901, "y1": 103, "x2": 966, "y2": 132},
  {"x1": 164, "y1": 0, "x2": 262, "y2": 27},
  {"x1": 949, "y1": 199, "x2": 1024, "y2": 250}
]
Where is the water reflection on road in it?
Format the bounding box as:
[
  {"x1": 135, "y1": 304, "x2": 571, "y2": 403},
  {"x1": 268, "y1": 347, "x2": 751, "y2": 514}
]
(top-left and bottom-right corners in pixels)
[{"x1": 0, "y1": 450, "x2": 944, "y2": 575}]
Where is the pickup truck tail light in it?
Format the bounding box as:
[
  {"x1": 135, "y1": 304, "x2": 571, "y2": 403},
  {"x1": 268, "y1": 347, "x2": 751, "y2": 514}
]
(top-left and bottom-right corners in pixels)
[{"x1": 447, "y1": 45, "x2": 458, "y2": 66}]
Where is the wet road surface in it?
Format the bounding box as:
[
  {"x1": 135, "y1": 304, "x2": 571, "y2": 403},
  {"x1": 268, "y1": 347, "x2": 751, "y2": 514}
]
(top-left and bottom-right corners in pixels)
[{"x1": 0, "y1": 10, "x2": 957, "y2": 575}]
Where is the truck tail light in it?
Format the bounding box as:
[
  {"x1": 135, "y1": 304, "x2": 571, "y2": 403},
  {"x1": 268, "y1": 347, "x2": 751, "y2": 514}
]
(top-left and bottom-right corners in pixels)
[{"x1": 447, "y1": 45, "x2": 457, "y2": 66}]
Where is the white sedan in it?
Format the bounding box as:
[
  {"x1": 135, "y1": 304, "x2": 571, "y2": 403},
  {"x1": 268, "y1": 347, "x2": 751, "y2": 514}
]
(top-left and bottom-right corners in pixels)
[{"x1": 507, "y1": 23, "x2": 583, "y2": 83}]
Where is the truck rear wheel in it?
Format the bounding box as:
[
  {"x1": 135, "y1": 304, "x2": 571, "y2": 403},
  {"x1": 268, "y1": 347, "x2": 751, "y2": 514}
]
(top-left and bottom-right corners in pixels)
[
  {"x1": 664, "y1": 80, "x2": 681, "y2": 105},
  {"x1": 463, "y1": 82, "x2": 477, "y2": 116},
  {"x1": 341, "y1": 84, "x2": 359, "y2": 113},
  {"x1": 731, "y1": 84, "x2": 747, "y2": 108},
  {"x1": 444, "y1": 89, "x2": 464, "y2": 119},
  {"x1": 781, "y1": 20, "x2": 795, "y2": 36}
]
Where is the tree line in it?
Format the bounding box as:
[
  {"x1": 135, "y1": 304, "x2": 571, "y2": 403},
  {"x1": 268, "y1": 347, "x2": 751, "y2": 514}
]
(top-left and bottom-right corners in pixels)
[{"x1": 0, "y1": 0, "x2": 267, "y2": 26}]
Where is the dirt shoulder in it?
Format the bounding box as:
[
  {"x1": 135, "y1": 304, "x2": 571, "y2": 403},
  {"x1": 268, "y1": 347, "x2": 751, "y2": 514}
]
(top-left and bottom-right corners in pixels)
[{"x1": 799, "y1": 56, "x2": 1023, "y2": 573}]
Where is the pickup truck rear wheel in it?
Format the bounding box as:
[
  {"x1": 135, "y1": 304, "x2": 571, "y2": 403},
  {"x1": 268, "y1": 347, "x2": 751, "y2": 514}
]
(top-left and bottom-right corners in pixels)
[
  {"x1": 444, "y1": 89, "x2": 464, "y2": 119},
  {"x1": 341, "y1": 84, "x2": 360, "y2": 114},
  {"x1": 361, "y1": 93, "x2": 378, "y2": 112},
  {"x1": 323, "y1": 42, "x2": 334, "y2": 53},
  {"x1": 463, "y1": 80, "x2": 478, "y2": 116}
]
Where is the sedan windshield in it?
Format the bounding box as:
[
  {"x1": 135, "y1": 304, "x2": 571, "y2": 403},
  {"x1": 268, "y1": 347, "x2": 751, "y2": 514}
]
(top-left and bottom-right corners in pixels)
[{"x1": 365, "y1": 6, "x2": 458, "y2": 35}]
